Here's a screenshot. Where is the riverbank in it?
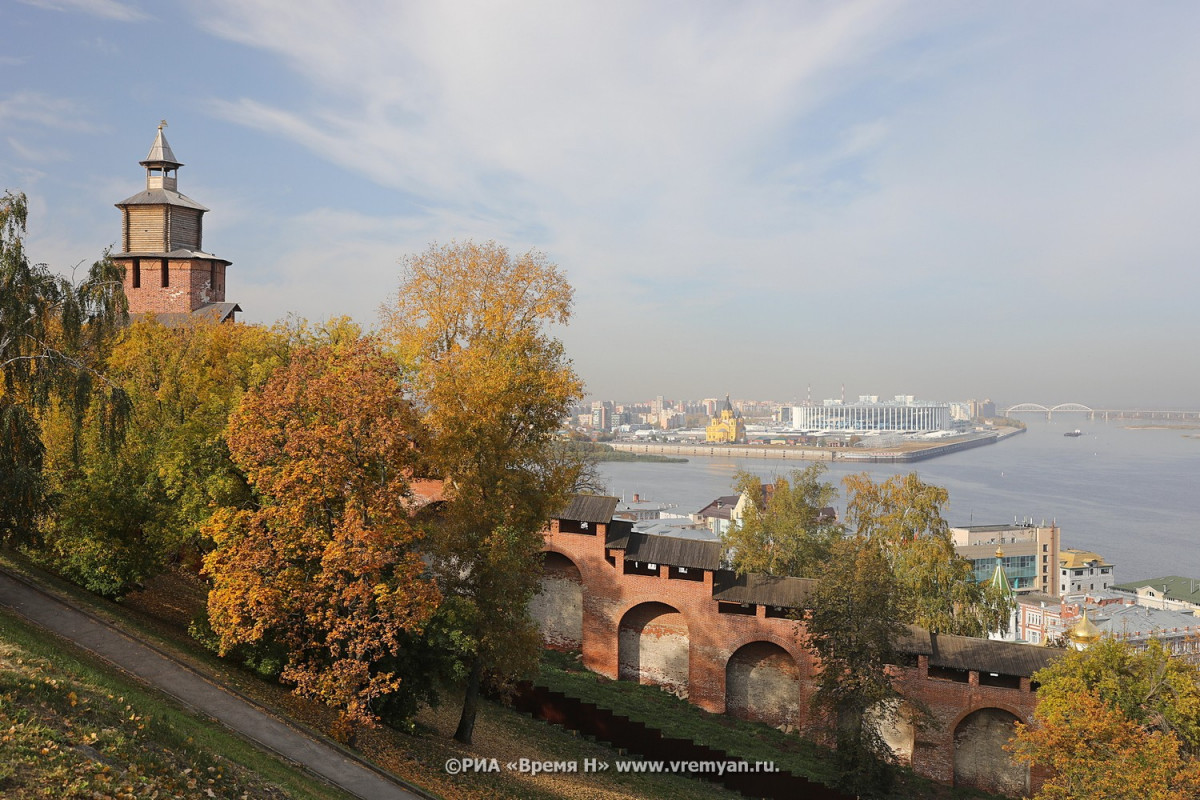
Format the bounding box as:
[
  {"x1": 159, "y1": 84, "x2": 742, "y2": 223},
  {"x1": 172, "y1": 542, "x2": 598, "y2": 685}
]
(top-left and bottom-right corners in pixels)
[{"x1": 606, "y1": 427, "x2": 1024, "y2": 464}]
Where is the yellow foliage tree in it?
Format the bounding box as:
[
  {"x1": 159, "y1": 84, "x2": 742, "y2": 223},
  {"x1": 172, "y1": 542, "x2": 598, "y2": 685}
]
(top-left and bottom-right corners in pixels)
[
  {"x1": 843, "y1": 472, "x2": 1011, "y2": 636},
  {"x1": 381, "y1": 240, "x2": 585, "y2": 744}
]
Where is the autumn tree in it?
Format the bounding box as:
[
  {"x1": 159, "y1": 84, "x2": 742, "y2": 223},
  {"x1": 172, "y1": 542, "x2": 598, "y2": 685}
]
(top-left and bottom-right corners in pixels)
[
  {"x1": 203, "y1": 339, "x2": 440, "y2": 733},
  {"x1": 1009, "y1": 638, "x2": 1200, "y2": 799},
  {"x1": 36, "y1": 317, "x2": 286, "y2": 595},
  {"x1": 1, "y1": 190, "x2": 126, "y2": 545},
  {"x1": 381, "y1": 240, "x2": 585, "y2": 744},
  {"x1": 805, "y1": 534, "x2": 908, "y2": 798},
  {"x1": 721, "y1": 464, "x2": 842, "y2": 577},
  {"x1": 843, "y1": 472, "x2": 1011, "y2": 636}
]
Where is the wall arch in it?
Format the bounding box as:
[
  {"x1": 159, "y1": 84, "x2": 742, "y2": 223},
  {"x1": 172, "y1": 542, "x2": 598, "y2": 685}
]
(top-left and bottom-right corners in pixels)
[
  {"x1": 953, "y1": 708, "x2": 1028, "y2": 796},
  {"x1": 618, "y1": 602, "x2": 690, "y2": 698},
  {"x1": 870, "y1": 700, "x2": 916, "y2": 765},
  {"x1": 529, "y1": 551, "x2": 583, "y2": 650},
  {"x1": 725, "y1": 641, "x2": 800, "y2": 728}
]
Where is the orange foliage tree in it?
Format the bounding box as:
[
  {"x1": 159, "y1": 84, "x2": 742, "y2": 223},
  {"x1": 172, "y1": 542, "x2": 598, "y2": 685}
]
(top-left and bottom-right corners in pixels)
[
  {"x1": 203, "y1": 338, "x2": 439, "y2": 732},
  {"x1": 1009, "y1": 637, "x2": 1200, "y2": 800},
  {"x1": 1011, "y1": 687, "x2": 1200, "y2": 800}
]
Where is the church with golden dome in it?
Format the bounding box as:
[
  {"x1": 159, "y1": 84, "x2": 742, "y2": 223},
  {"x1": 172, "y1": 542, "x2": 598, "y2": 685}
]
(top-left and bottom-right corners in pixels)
[{"x1": 705, "y1": 395, "x2": 746, "y2": 443}]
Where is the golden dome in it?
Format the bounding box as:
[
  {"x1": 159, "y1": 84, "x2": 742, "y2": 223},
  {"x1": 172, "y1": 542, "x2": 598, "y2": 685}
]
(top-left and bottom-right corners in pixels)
[{"x1": 1068, "y1": 610, "x2": 1103, "y2": 646}]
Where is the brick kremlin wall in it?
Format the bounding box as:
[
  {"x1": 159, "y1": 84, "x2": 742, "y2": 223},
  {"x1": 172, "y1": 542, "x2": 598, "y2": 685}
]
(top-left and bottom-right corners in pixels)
[{"x1": 538, "y1": 515, "x2": 1046, "y2": 796}]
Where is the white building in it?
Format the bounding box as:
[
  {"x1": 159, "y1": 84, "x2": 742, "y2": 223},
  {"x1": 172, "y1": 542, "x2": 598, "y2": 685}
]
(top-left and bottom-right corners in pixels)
[
  {"x1": 1059, "y1": 549, "x2": 1115, "y2": 595},
  {"x1": 790, "y1": 395, "x2": 952, "y2": 433}
]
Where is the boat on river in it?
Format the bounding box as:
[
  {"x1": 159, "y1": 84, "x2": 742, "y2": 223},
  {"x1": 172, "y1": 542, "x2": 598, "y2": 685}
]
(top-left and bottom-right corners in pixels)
[{"x1": 1064, "y1": 430, "x2": 1083, "y2": 437}]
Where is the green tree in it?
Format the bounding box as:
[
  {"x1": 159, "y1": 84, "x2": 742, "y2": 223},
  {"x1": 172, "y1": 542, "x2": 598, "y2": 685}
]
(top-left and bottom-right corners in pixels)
[
  {"x1": 203, "y1": 339, "x2": 439, "y2": 735},
  {"x1": 0, "y1": 190, "x2": 126, "y2": 545},
  {"x1": 805, "y1": 535, "x2": 907, "y2": 798},
  {"x1": 381, "y1": 240, "x2": 585, "y2": 744},
  {"x1": 721, "y1": 464, "x2": 842, "y2": 577},
  {"x1": 843, "y1": 472, "x2": 1011, "y2": 636},
  {"x1": 36, "y1": 317, "x2": 286, "y2": 595},
  {"x1": 1009, "y1": 638, "x2": 1200, "y2": 799}
]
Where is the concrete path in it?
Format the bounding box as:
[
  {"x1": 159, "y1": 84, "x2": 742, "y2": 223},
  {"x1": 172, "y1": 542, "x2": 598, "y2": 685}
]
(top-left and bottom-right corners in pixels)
[{"x1": 0, "y1": 568, "x2": 429, "y2": 800}]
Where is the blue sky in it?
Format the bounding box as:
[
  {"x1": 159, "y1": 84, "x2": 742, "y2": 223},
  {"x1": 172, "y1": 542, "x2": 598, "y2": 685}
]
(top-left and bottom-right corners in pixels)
[{"x1": 3, "y1": 1, "x2": 1199, "y2": 407}]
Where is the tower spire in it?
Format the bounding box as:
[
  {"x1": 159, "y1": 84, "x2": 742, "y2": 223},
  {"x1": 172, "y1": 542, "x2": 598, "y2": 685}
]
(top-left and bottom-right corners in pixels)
[{"x1": 114, "y1": 124, "x2": 238, "y2": 321}]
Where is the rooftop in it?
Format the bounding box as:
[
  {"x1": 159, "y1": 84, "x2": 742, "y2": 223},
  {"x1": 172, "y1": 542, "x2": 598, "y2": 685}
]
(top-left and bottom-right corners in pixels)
[
  {"x1": 1093, "y1": 603, "x2": 1200, "y2": 637},
  {"x1": 696, "y1": 495, "x2": 741, "y2": 521},
  {"x1": 1060, "y1": 548, "x2": 1112, "y2": 568},
  {"x1": 558, "y1": 494, "x2": 619, "y2": 525},
  {"x1": 1112, "y1": 575, "x2": 1200, "y2": 605}
]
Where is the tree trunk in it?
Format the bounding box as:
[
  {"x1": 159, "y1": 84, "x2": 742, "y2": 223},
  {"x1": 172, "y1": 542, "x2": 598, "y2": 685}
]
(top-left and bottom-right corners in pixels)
[{"x1": 454, "y1": 657, "x2": 483, "y2": 744}]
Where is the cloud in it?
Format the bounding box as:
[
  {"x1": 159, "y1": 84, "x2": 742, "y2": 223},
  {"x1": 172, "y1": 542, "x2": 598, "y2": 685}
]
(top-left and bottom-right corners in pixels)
[
  {"x1": 0, "y1": 92, "x2": 104, "y2": 133},
  {"x1": 7, "y1": 136, "x2": 69, "y2": 163},
  {"x1": 195, "y1": 3, "x2": 903, "y2": 226},
  {"x1": 18, "y1": 0, "x2": 148, "y2": 22},
  {"x1": 183, "y1": 1, "x2": 1200, "y2": 404}
]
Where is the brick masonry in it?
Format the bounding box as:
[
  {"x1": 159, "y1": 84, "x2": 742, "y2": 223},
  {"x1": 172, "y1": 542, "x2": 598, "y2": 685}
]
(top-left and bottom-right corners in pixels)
[
  {"x1": 114, "y1": 256, "x2": 227, "y2": 315},
  {"x1": 535, "y1": 518, "x2": 1046, "y2": 795}
]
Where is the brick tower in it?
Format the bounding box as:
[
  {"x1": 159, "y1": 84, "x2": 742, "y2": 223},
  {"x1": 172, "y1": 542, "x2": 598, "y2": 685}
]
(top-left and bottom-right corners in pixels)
[{"x1": 113, "y1": 123, "x2": 239, "y2": 322}]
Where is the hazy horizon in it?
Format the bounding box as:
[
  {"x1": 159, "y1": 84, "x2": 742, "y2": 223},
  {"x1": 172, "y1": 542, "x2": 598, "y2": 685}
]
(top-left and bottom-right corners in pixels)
[{"x1": 4, "y1": 2, "x2": 1199, "y2": 408}]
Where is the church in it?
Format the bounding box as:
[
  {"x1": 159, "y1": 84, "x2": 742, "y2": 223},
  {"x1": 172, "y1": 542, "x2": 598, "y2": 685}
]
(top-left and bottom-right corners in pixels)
[
  {"x1": 705, "y1": 395, "x2": 747, "y2": 443},
  {"x1": 111, "y1": 124, "x2": 241, "y2": 323}
]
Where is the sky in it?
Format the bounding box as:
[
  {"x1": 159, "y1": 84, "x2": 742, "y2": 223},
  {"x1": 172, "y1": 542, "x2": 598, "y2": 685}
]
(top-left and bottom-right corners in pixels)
[{"x1": 3, "y1": 1, "x2": 1199, "y2": 408}]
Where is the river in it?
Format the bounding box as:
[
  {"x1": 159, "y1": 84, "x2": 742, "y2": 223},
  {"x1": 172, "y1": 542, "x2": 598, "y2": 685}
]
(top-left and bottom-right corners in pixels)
[{"x1": 596, "y1": 416, "x2": 1200, "y2": 583}]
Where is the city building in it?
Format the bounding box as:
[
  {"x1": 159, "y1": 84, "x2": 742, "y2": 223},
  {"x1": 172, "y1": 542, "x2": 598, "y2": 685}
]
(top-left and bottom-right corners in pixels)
[
  {"x1": 1111, "y1": 576, "x2": 1200, "y2": 613},
  {"x1": 969, "y1": 399, "x2": 998, "y2": 420},
  {"x1": 1055, "y1": 600, "x2": 1200, "y2": 662},
  {"x1": 112, "y1": 124, "x2": 240, "y2": 322},
  {"x1": 1058, "y1": 549, "x2": 1115, "y2": 595},
  {"x1": 951, "y1": 522, "x2": 1060, "y2": 596},
  {"x1": 1017, "y1": 590, "x2": 1128, "y2": 645},
  {"x1": 694, "y1": 494, "x2": 745, "y2": 537},
  {"x1": 613, "y1": 494, "x2": 682, "y2": 522},
  {"x1": 790, "y1": 395, "x2": 952, "y2": 432},
  {"x1": 590, "y1": 400, "x2": 613, "y2": 431},
  {"x1": 705, "y1": 395, "x2": 746, "y2": 443}
]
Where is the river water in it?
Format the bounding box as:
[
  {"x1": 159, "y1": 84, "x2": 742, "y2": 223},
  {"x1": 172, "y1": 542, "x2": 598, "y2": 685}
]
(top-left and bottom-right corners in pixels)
[{"x1": 597, "y1": 416, "x2": 1200, "y2": 583}]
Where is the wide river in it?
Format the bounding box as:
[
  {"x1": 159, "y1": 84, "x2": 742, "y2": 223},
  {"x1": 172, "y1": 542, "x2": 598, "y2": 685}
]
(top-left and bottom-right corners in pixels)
[{"x1": 597, "y1": 416, "x2": 1200, "y2": 583}]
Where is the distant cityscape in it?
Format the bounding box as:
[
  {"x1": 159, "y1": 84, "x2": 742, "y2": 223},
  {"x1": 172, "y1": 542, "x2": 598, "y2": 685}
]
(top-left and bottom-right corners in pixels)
[{"x1": 573, "y1": 393, "x2": 999, "y2": 444}]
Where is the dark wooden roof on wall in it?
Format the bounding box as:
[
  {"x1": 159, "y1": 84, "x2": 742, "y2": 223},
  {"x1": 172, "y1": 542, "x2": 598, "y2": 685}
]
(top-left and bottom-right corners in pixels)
[
  {"x1": 623, "y1": 534, "x2": 722, "y2": 571},
  {"x1": 712, "y1": 570, "x2": 816, "y2": 608},
  {"x1": 898, "y1": 627, "x2": 1061, "y2": 676},
  {"x1": 559, "y1": 494, "x2": 618, "y2": 524}
]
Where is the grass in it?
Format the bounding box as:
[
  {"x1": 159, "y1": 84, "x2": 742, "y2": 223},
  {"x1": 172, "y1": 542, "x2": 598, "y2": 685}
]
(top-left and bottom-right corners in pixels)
[
  {"x1": 537, "y1": 650, "x2": 840, "y2": 783},
  {"x1": 0, "y1": 605, "x2": 352, "y2": 800}
]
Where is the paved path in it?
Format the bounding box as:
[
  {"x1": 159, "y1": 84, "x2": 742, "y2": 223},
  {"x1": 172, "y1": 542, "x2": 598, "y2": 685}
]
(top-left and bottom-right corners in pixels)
[{"x1": 0, "y1": 568, "x2": 428, "y2": 800}]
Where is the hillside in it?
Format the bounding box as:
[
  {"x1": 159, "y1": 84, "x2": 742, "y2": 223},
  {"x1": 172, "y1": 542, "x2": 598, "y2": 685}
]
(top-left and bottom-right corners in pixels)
[{"x1": 0, "y1": 606, "x2": 349, "y2": 800}]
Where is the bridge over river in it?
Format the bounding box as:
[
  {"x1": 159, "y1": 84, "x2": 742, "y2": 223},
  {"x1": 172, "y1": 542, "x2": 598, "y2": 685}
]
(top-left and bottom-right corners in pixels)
[{"x1": 1004, "y1": 403, "x2": 1200, "y2": 421}]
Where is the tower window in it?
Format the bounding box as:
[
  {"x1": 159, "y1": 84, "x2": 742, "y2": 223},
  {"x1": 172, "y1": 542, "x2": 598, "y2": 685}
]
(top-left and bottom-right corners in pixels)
[
  {"x1": 161, "y1": 259, "x2": 169, "y2": 288},
  {"x1": 131, "y1": 258, "x2": 140, "y2": 289}
]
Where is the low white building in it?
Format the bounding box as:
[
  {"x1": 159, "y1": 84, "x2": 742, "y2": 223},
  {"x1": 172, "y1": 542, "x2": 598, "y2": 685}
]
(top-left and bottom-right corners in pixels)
[{"x1": 1112, "y1": 576, "x2": 1200, "y2": 613}]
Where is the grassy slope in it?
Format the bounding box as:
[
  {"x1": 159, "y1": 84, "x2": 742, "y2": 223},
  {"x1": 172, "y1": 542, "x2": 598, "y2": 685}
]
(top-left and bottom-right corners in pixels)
[
  {"x1": 0, "y1": 606, "x2": 351, "y2": 800},
  {"x1": 0, "y1": 553, "x2": 737, "y2": 800}
]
